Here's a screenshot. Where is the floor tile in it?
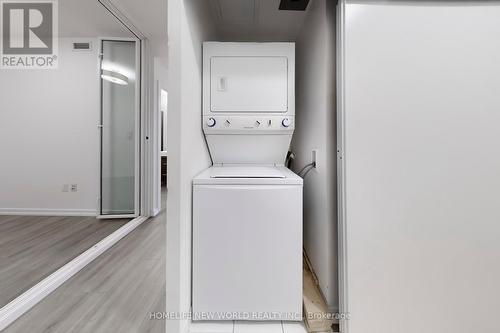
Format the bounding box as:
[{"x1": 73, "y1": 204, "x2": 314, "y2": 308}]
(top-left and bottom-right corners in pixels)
[
  {"x1": 190, "y1": 321, "x2": 234, "y2": 333},
  {"x1": 234, "y1": 321, "x2": 283, "y2": 333},
  {"x1": 282, "y1": 321, "x2": 308, "y2": 333}
]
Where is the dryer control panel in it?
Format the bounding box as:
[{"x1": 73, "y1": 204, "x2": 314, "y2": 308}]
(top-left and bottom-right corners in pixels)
[{"x1": 203, "y1": 115, "x2": 294, "y2": 134}]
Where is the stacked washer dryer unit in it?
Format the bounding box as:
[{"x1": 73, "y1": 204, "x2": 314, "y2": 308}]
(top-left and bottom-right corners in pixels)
[{"x1": 192, "y1": 42, "x2": 303, "y2": 321}]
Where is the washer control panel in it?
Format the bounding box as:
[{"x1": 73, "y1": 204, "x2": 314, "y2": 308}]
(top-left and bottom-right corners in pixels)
[{"x1": 204, "y1": 116, "x2": 294, "y2": 133}]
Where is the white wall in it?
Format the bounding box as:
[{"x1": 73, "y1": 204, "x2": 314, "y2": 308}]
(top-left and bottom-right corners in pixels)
[
  {"x1": 0, "y1": 38, "x2": 99, "y2": 215},
  {"x1": 166, "y1": 0, "x2": 215, "y2": 332},
  {"x1": 291, "y1": 0, "x2": 338, "y2": 310}
]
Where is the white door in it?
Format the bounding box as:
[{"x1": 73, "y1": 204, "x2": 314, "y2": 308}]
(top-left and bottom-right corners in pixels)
[
  {"x1": 338, "y1": 1, "x2": 500, "y2": 332},
  {"x1": 192, "y1": 184, "x2": 302, "y2": 320}
]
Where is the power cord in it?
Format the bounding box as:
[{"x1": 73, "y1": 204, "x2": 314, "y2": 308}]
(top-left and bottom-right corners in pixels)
[
  {"x1": 297, "y1": 162, "x2": 316, "y2": 178},
  {"x1": 285, "y1": 151, "x2": 295, "y2": 168}
]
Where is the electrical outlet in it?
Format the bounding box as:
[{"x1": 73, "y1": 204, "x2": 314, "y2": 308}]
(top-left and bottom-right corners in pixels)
[
  {"x1": 312, "y1": 149, "x2": 318, "y2": 169},
  {"x1": 62, "y1": 184, "x2": 69, "y2": 192},
  {"x1": 70, "y1": 184, "x2": 78, "y2": 192}
]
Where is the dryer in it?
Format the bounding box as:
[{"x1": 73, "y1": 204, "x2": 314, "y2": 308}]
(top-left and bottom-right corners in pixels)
[{"x1": 192, "y1": 42, "x2": 302, "y2": 321}]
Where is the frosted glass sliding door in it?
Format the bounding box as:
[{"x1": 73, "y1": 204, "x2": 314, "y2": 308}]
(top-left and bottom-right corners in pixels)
[
  {"x1": 338, "y1": 1, "x2": 500, "y2": 333},
  {"x1": 99, "y1": 39, "x2": 140, "y2": 218}
]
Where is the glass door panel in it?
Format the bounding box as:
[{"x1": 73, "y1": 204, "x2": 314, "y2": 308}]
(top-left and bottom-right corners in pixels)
[{"x1": 99, "y1": 39, "x2": 139, "y2": 217}]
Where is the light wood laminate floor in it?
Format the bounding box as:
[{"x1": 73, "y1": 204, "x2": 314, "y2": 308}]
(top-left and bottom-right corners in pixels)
[
  {"x1": 0, "y1": 215, "x2": 129, "y2": 308},
  {"x1": 4, "y1": 191, "x2": 166, "y2": 333}
]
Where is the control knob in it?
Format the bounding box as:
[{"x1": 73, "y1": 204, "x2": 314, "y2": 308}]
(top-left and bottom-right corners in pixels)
[
  {"x1": 282, "y1": 118, "x2": 292, "y2": 128},
  {"x1": 206, "y1": 117, "x2": 216, "y2": 127}
]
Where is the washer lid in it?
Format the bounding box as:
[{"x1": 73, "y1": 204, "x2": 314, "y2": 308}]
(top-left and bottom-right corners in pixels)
[
  {"x1": 210, "y1": 166, "x2": 285, "y2": 178},
  {"x1": 193, "y1": 166, "x2": 303, "y2": 185}
]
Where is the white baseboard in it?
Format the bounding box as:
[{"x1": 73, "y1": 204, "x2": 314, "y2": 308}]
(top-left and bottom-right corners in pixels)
[
  {"x1": 0, "y1": 215, "x2": 149, "y2": 331},
  {"x1": 100, "y1": 210, "x2": 135, "y2": 215},
  {"x1": 152, "y1": 207, "x2": 161, "y2": 217},
  {"x1": 328, "y1": 306, "x2": 340, "y2": 314},
  {"x1": 0, "y1": 208, "x2": 96, "y2": 216}
]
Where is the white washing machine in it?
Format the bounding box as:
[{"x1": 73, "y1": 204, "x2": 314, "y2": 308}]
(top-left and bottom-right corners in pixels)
[{"x1": 192, "y1": 42, "x2": 303, "y2": 321}]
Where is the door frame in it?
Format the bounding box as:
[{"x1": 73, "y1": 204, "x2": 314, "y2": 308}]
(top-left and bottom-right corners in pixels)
[
  {"x1": 97, "y1": 0, "x2": 156, "y2": 220},
  {"x1": 336, "y1": 1, "x2": 349, "y2": 332}
]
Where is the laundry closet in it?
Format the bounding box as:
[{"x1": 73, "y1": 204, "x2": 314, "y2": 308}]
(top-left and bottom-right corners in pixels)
[{"x1": 167, "y1": 1, "x2": 500, "y2": 333}]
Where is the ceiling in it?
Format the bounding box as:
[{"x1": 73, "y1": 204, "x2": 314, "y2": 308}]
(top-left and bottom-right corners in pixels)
[
  {"x1": 208, "y1": 0, "x2": 311, "y2": 41},
  {"x1": 58, "y1": 0, "x2": 167, "y2": 39},
  {"x1": 59, "y1": 0, "x2": 303, "y2": 45},
  {"x1": 59, "y1": 0, "x2": 132, "y2": 38},
  {"x1": 108, "y1": 0, "x2": 167, "y2": 39}
]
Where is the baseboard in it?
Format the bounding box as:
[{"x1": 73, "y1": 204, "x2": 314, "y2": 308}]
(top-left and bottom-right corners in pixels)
[
  {"x1": 0, "y1": 215, "x2": 149, "y2": 331},
  {"x1": 0, "y1": 208, "x2": 96, "y2": 216},
  {"x1": 152, "y1": 207, "x2": 161, "y2": 217},
  {"x1": 328, "y1": 306, "x2": 340, "y2": 314},
  {"x1": 101, "y1": 209, "x2": 135, "y2": 215}
]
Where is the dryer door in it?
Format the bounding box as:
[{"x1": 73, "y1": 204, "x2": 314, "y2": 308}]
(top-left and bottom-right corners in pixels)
[{"x1": 210, "y1": 56, "x2": 288, "y2": 113}]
